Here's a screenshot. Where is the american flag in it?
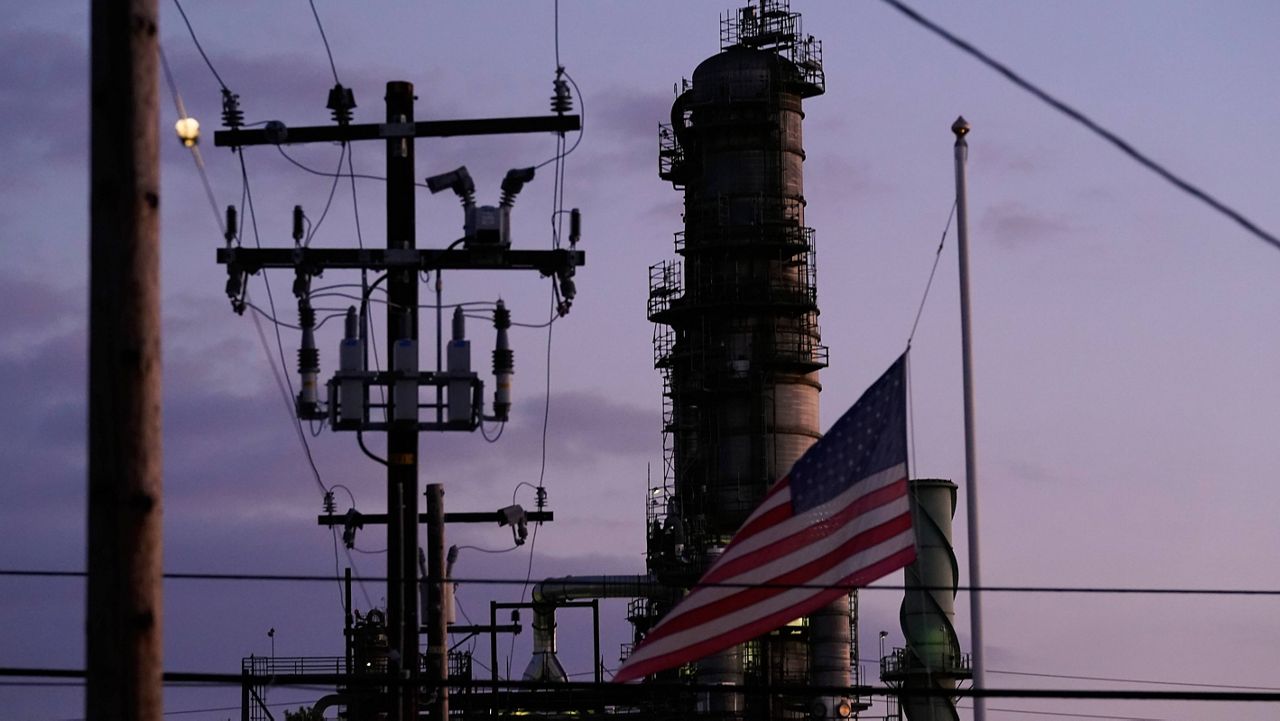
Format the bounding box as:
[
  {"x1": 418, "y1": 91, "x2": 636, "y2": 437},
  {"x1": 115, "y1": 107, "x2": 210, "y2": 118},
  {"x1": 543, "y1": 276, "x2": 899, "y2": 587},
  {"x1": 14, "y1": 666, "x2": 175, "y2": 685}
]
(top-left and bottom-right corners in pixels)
[{"x1": 613, "y1": 354, "x2": 914, "y2": 683}]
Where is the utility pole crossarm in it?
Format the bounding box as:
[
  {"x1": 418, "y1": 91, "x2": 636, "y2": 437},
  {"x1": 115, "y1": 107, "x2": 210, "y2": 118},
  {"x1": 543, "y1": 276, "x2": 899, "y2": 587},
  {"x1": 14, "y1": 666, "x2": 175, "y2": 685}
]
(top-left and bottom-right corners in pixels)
[
  {"x1": 217, "y1": 247, "x2": 584, "y2": 276},
  {"x1": 317, "y1": 511, "x2": 554, "y2": 526},
  {"x1": 213, "y1": 114, "x2": 581, "y2": 148}
]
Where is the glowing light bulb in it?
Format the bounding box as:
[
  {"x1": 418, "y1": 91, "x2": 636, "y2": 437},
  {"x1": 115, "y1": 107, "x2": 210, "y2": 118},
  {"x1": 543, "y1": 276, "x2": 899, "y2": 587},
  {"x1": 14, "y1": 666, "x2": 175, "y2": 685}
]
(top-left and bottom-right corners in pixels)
[{"x1": 175, "y1": 116, "x2": 200, "y2": 147}]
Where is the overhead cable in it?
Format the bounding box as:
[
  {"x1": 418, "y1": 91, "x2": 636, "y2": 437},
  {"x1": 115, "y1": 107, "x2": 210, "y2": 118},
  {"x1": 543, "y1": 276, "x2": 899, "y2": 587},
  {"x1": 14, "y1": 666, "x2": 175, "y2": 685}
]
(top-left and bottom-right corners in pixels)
[
  {"x1": 878, "y1": 0, "x2": 1280, "y2": 253},
  {"x1": 157, "y1": 43, "x2": 225, "y2": 236},
  {"x1": 171, "y1": 0, "x2": 228, "y2": 91},
  {"x1": 5, "y1": 569, "x2": 1280, "y2": 597},
  {"x1": 4, "y1": 668, "x2": 1280, "y2": 702},
  {"x1": 308, "y1": 0, "x2": 341, "y2": 85}
]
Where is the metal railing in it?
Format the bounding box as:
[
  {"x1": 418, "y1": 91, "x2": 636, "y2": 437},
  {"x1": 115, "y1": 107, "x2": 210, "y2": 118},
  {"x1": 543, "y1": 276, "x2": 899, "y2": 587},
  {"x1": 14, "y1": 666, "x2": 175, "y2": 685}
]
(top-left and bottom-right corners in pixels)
[
  {"x1": 658, "y1": 123, "x2": 685, "y2": 183},
  {"x1": 647, "y1": 259, "x2": 683, "y2": 318},
  {"x1": 653, "y1": 328, "x2": 827, "y2": 372},
  {"x1": 719, "y1": 0, "x2": 825, "y2": 94},
  {"x1": 242, "y1": 655, "x2": 350, "y2": 676},
  {"x1": 676, "y1": 225, "x2": 815, "y2": 256},
  {"x1": 880, "y1": 646, "x2": 973, "y2": 679},
  {"x1": 686, "y1": 195, "x2": 806, "y2": 233},
  {"x1": 721, "y1": 0, "x2": 799, "y2": 51}
]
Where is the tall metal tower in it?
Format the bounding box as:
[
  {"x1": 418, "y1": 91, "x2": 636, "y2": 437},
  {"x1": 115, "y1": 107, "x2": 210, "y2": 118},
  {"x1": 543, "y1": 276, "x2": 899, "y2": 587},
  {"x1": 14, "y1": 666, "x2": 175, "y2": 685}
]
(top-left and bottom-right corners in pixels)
[{"x1": 642, "y1": 2, "x2": 859, "y2": 717}]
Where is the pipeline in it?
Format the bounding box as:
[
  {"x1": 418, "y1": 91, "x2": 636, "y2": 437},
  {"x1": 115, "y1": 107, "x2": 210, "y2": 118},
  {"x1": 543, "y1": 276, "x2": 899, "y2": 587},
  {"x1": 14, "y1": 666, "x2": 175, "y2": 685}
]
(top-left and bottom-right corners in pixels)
[{"x1": 524, "y1": 575, "x2": 665, "y2": 682}]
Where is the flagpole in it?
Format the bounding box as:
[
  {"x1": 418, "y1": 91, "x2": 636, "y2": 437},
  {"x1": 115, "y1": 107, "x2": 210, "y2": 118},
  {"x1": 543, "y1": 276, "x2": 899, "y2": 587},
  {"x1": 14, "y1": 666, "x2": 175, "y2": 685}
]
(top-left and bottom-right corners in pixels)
[{"x1": 952, "y1": 115, "x2": 986, "y2": 721}]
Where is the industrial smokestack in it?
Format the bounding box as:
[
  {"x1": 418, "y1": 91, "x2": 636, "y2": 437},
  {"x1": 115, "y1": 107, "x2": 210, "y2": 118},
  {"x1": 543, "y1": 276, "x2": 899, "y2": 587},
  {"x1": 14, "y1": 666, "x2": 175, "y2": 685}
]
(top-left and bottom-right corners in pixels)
[{"x1": 882, "y1": 478, "x2": 971, "y2": 721}]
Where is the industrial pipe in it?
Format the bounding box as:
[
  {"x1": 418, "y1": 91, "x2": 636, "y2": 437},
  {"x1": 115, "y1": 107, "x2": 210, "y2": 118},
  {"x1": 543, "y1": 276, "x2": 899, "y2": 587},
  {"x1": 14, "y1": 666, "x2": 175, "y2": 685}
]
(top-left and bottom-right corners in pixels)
[{"x1": 524, "y1": 575, "x2": 664, "y2": 682}]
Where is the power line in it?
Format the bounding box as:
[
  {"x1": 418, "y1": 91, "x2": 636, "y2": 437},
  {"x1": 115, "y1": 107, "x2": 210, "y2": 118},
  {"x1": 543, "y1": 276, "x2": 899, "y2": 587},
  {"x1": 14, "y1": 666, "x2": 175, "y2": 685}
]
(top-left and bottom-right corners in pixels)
[
  {"x1": 861, "y1": 654, "x2": 1280, "y2": 694},
  {"x1": 989, "y1": 668, "x2": 1280, "y2": 693},
  {"x1": 553, "y1": 0, "x2": 561, "y2": 70},
  {"x1": 4, "y1": 569, "x2": 1279, "y2": 596},
  {"x1": 171, "y1": 0, "x2": 228, "y2": 91},
  {"x1": 514, "y1": 8, "x2": 580, "y2": 648},
  {"x1": 173, "y1": 0, "x2": 360, "y2": 608},
  {"x1": 157, "y1": 43, "x2": 226, "y2": 238},
  {"x1": 308, "y1": 0, "x2": 341, "y2": 85},
  {"x1": 245, "y1": 301, "x2": 347, "y2": 332},
  {"x1": 960, "y1": 705, "x2": 1164, "y2": 721},
  {"x1": 303, "y1": 144, "x2": 348, "y2": 246},
  {"x1": 454, "y1": 544, "x2": 520, "y2": 556},
  {"x1": 878, "y1": 0, "x2": 1280, "y2": 254},
  {"x1": 238, "y1": 153, "x2": 329, "y2": 498},
  {"x1": 276, "y1": 145, "x2": 431, "y2": 188},
  {"x1": 3, "y1": 668, "x2": 1280, "y2": 703}
]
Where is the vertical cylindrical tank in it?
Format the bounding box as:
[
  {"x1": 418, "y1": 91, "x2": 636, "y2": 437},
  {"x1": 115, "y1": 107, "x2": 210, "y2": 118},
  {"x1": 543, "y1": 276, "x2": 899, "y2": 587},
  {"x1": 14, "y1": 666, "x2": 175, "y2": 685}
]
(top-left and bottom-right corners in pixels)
[
  {"x1": 677, "y1": 43, "x2": 824, "y2": 541},
  {"x1": 886, "y1": 478, "x2": 971, "y2": 721}
]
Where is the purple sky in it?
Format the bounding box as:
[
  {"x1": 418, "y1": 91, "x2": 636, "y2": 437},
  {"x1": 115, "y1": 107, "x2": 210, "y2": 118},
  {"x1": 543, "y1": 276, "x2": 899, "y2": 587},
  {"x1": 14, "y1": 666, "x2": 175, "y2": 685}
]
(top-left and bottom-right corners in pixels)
[{"x1": 3, "y1": 2, "x2": 1279, "y2": 719}]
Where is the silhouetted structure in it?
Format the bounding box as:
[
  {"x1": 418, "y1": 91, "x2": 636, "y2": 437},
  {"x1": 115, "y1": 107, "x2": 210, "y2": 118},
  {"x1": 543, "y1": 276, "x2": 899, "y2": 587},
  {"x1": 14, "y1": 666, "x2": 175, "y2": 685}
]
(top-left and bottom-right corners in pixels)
[{"x1": 641, "y1": 2, "x2": 863, "y2": 718}]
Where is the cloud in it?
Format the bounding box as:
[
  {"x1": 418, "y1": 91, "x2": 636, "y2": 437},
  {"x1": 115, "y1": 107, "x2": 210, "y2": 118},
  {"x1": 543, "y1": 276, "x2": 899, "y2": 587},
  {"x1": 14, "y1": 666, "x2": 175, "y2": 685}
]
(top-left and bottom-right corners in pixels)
[
  {"x1": 980, "y1": 201, "x2": 1076, "y2": 247},
  {"x1": 0, "y1": 30, "x2": 85, "y2": 168},
  {"x1": 999, "y1": 458, "x2": 1061, "y2": 486},
  {"x1": 806, "y1": 153, "x2": 883, "y2": 198},
  {"x1": 554, "y1": 88, "x2": 671, "y2": 187},
  {"x1": 0, "y1": 308, "x2": 85, "y2": 450},
  {"x1": 392, "y1": 390, "x2": 657, "y2": 475},
  {"x1": 980, "y1": 144, "x2": 1042, "y2": 175},
  {"x1": 592, "y1": 89, "x2": 672, "y2": 146},
  {"x1": 0, "y1": 355, "x2": 86, "y2": 566},
  {"x1": 0, "y1": 23, "x2": 414, "y2": 167},
  {"x1": 0, "y1": 270, "x2": 82, "y2": 351}
]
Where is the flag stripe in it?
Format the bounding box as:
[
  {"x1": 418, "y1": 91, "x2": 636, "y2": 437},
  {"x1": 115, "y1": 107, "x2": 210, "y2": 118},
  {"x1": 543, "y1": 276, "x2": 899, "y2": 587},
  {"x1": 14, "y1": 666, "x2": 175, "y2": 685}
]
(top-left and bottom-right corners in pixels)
[
  {"x1": 717, "y1": 464, "x2": 905, "y2": 567},
  {"x1": 730, "y1": 496, "x2": 792, "y2": 545},
  {"x1": 640, "y1": 509, "x2": 913, "y2": 643},
  {"x1": 664, "y1": 493, "x2": 910, "y2": 620},
  {"x1": 622, "y1": 532, "x2": 915, "y2": 667},
  {"x1": 706, "y1": 473, "x2": 908, "y2": 583},
  {"x1": 612, "y1": 546, "x2": 916, "y2": 683},
  {"x1": 730, "y1": 478, "x2": 792, "y2": 542}
]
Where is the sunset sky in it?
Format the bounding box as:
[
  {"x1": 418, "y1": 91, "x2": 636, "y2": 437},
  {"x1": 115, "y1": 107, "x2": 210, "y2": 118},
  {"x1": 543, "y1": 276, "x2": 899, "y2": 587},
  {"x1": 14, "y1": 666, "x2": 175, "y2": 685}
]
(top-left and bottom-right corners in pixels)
[{"x1": 3, "y1": 2, "x2": 1279, "y2": 719}]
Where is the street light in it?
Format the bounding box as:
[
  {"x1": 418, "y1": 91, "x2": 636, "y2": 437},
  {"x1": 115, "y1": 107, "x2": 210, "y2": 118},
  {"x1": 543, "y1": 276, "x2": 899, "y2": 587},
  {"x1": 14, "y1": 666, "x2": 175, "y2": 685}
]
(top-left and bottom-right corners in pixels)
[
  {"x1": 174, "y1": 116, "x2": 200, "y2": 147},
  {"x1": 268, "y1": 627, "x2": 276, "y2": 661}
]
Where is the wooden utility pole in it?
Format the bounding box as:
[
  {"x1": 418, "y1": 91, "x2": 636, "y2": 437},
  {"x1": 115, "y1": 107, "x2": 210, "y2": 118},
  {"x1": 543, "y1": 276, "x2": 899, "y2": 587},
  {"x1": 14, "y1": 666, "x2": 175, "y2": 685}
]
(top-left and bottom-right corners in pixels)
[
  {"x1": 87, "y1": 0, "x2": 163, "y2": 719},
  {"x1": 385, "y1": 80, "x2": 420, "y2": 721},
  {"x1": 425, "y1": 484, "x2": 448, "y2": 720}
]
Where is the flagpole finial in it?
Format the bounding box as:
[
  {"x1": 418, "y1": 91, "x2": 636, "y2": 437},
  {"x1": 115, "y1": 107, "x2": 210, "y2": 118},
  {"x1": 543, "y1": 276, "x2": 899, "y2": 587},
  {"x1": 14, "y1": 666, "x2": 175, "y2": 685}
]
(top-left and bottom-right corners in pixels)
[{"x1": 952, "y1": 116, "x2": 971, "y2": 138}]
